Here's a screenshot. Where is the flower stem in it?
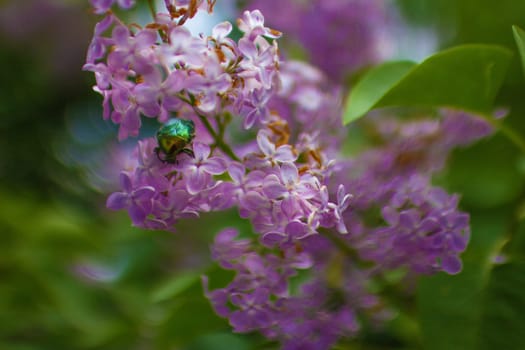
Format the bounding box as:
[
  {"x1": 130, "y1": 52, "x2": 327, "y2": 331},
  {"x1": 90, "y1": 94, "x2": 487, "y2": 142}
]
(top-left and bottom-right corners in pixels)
[
  {"x1": 318, "y1": 228, "x2": 375, "y2": 268},
  {"x1": 195, "y1": 110, "x2": 241, "y2": 161},
  {"x1": 147, "y1": 0, "x2": 157, "y2": 20},
  {"x1": 180, "y1": 93, "x2": 240, "y2": 161}
]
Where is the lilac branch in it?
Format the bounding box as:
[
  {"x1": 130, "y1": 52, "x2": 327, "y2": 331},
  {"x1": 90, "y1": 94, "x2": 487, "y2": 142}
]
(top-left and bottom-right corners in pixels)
[
  {"x1": 178, "y1": 93, "x2": 240, "y2": 161},
  {"x1": 318, "y1": 227, "x2": 373, "y2": 267}
]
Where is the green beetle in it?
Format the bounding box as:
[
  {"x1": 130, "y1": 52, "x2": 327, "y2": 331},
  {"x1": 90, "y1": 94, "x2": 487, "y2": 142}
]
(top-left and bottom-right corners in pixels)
[{"x1": 154, "y1": 118, "x2": 196, "y2": 163}]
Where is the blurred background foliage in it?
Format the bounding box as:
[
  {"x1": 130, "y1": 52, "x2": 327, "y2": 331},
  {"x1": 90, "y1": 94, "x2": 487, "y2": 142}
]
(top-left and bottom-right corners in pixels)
[{"x1": 1, "y1": 0, "x2": 525, "y2": 349}]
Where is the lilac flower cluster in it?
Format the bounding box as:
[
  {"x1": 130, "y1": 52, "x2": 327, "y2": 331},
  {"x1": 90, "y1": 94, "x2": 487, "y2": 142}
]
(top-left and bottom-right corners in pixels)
[
  {"x1": 84, "y1": 1, "x2": 491, "y2": 348},
  {"x1": 357, "y1": 175, "x2": 470, "y2": 274},
  {"x1": 84, "y1": 2, "x2": 281, "y2": 139},
  {"x1": 204, "y1": 228, "x2": 387, "y2": 350},
  {"x1": 241, "y1": 0, "x2": 389, "y2": 82},
  {"x1": 332, "y1": 110, "x2": 490, "y2": 275}
]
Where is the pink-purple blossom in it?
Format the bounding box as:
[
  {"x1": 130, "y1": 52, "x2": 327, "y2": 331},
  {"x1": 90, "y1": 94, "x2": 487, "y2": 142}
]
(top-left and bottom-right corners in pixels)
[
  {"x1": 106, "y1": 172, "x2": 155, "y2": 224},
  {"x1": 240, "y1": 0, "x2": 389, "y2": 82},
  {"x1": 83, "y1": 7, "x2": 282, "y2": 141},
  {"x1": 90, "y1": 0, "x2": 134, "y2": 14}
]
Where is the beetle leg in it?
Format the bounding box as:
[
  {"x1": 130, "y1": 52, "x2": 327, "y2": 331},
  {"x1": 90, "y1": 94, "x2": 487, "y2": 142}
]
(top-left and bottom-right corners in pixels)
[
  {"x1": 181, "y1": 148, "x2": 195, "y2": 158},
  {"x1": 154, "y1": 147, "x2": 168, "y2": 163}
]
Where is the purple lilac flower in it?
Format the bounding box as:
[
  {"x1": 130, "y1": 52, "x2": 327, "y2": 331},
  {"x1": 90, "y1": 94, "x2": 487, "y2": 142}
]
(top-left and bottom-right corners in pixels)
[
  {"x1": 90, "y1": 0, "x2": 134, "y2": 14},
  {"x1": 265, "y1": 61, "x2": 346, "y2": 154},
  {"x1": 205, "y1": 228, "x2": 388, "y2": 349},
  {"x1": 84, "y1": 8, "x2": 282, "y2": 140},
  {"x1": 183, "y1": 142, "x2": 227, "y2": 194},
  {"x1": 329, "y1": 110, "x2": 491, "y2": 276},
  {"x1": 241, "y1": 0, "x2": 389, "y2": 82},
  {"x1": 439, "y1": 109, "x2": 494, "y2": 147},
  {"x1": 357, "y1": 175, "x2": 470, "y2": 274},
  {"x1": 310, "y1": 185, "x2": 353, "y2": 234},
  {"x1": 253, "y1": 130, "x2": 296, "y2": 167},
  {"x1": 357, "y1": 109, "x2": 494, "y2": 175},
  {"x1": 106, "y1": 172, "x2": 155, "y2": 225}
]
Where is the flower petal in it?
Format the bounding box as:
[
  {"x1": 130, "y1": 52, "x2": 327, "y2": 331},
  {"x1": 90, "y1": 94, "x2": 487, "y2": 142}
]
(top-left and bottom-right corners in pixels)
[
  {"x1": 202, "y1": 157, "x2": 226, "y2": 175},
  {"x1": 262, "y1": 175, "x2": 286, "y2": 199},
  {"x1": 212, "y1": 21, "x2": 232, "y2": 40},
  {"x1": 134, "y1": 186, "x2": 156, "y2": 200},
  {"x1": 256, "y1": 131, "x2": 274, "y2": 156},
  {"x1": 228, "y1": 162, "x2": 245, "y2": 184},
  {"x1": 274, "y1": 145, "x2": 296, "y2": 162},
  {"x1": 119, "y1": 172, "x2": 132, "y2": 192},
  {"x1": 129, "y1": 204, "x2": 148, "y2": 224},
  {"x1": 285, "y1": 221, "x2": 308, "y2": 239},
  {"x1": 193, "y1": 142, "x2": 210, "y2": 161},
  {"x1": 187, "y1": 168, "x2": 210, "y2": 194},
  {"x1": 441, "y1": 254, "x2": 462, "y2": 274},
  {"x1": 261, "y1": 231, "x2": 286, "y2": 247},
  {"x1": 280, "y1": 162, "x2": 298, "y2": 186},
  {"x1": 106, "y1": 192, "x2": 128, "y2": 210}
]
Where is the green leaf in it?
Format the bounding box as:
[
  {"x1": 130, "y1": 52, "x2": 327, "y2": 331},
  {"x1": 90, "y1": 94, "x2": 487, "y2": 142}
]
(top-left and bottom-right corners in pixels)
[
  {"x1": 446, "y1": 136, "x2": 524, "y2": 208},
  {"x1": 151, "y1": 271, "x2": 202, "y2": 303},
  {"x1": 186, "y1": 332, "x2": 253, "y2": 350},
  {"x1": 343, "y1": 61, "x2": 416, "y2": 124},
  {"x1": 157, "y1": 294, "x2": 229, "y2": 347},
  {"x1": 512, "y1": 25, "x2": 525, "y2": 79},
  {"x1": 343, "y1": 45, "x2": 512, "y2": 124},
  {"x1": 476, "y1": 261, "x2": 525, "y2": 350},
  {"x1": 418, "y1": 209, "x2": 525, "y2": 350}
]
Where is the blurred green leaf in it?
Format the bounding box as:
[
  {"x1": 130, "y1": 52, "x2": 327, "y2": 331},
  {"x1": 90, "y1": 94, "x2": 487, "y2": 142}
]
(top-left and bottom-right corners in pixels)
[
  {"x1": 343, "y1": 61, "x2": 416, "y2": 124},
  {"x1": 445, "y1": 136, "x2": 524, "y2": 208},
  {"x1": 151, "y1": 271, "x2": 202, "y2": 303},
  {"x1": 476, "y1": 261, "x2": 525, "y2": 350},
  {"x1": 395, "y1": 0, "x2": 457, "y2": 29},
  {"x1": 156, "y1": 293, "x2": 229, "y2": 347},
  {"x1": 453, "y1": 1, "x2": 525, "y2": 47},
  {"x1": 398, "y1": 0, "x2": 525, "y2": 86},
  {"x1": 512, "y1": 25, "x2": 525, "y2": 79},
  {"x1": 185, "y1": 332, "x2": 252, "y2": 350},
  {"x1": 418, "y1": 208, "x2": 525, "y2": 350},
  {"x1": 343, "y1": 45, "x2": 512, "y2": 124}
]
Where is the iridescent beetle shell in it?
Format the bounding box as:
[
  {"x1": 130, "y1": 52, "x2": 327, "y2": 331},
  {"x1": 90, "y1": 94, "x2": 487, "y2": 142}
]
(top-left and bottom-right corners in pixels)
[{"x1": 155, "y1": 118, "x2": 196, "y2": 163}]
